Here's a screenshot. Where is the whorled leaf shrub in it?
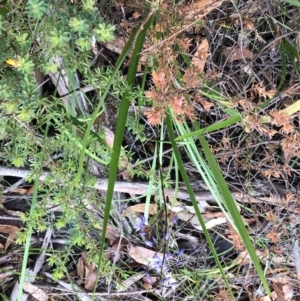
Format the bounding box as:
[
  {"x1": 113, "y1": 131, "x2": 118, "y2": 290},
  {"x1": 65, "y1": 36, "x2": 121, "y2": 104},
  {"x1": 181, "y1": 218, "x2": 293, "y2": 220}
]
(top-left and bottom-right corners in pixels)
[{"x1": 0, "y1": 0, "x2": 119, "y2": 280}]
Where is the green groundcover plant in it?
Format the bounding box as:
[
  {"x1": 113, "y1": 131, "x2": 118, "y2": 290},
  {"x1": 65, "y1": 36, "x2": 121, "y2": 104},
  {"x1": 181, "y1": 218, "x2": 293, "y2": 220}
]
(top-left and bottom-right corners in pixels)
[{"x1": 0, "y1": 0, "x2": 119, "y2": 280}]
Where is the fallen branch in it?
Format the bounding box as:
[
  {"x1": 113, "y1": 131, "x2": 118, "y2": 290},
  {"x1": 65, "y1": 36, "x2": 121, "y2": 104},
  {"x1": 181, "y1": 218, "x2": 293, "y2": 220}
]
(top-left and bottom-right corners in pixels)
[
  {"x1": 0, "y1": 165, "x2": 272, "y2": 204},
  {"x1": 0, "y1": 165, "x2": 214, "y2": 202}
]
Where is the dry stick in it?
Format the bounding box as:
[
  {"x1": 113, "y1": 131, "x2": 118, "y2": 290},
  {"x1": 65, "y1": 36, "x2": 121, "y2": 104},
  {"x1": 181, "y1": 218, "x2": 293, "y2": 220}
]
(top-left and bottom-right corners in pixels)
[
  {"x1": 0, "y1": 166, "x2": 264, "y2": 204},
  {"x1": 2, "y1": 178, "x2": 24, "y2": 194},
  {"x1": 293, "y1": 239, "x2": 300, "y2": 280},
  {"x1": 44, "y1": 272, "x2": 93, "y2": 301},
  {"x1": 37, "y1": 283, "x2": 154, "y2": 297},
  {"x1": 0, "y1": 166, "x2": 213, "y2": 202}
]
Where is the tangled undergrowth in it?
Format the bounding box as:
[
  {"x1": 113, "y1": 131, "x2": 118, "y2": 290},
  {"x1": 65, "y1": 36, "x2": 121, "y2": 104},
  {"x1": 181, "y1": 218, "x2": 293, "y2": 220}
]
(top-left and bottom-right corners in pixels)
[{"x1": 0, "y1": 0, "x2": 300, "y2": 300}]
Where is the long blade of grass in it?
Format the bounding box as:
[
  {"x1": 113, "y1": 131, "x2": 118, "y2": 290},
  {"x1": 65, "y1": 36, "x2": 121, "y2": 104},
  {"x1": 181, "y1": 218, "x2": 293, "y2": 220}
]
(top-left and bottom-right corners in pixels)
[
  {"x1": 277, "y1": 42, "x2": 288, "y2": 91},
  {"x1": 175, "y1": 120, "x2": 233, "y2": 223},
  {"x1": 282, "y1": 0, "x2": 300, "y2": 7},
  {"x1": 144, "y1": 138, "x2": 158, "y2": 224},
  {"x1": 93, "y1": 13, "x2": 154, "y2": 297},
  {"x1": 17, "y1": 170, "x2": 40, "y2": 301},
  {"x1": 283, "y1": 40, "x2": 300, "y2": 77},
  {"x1": 192, "y1": 121, "x2": 271, "y2": 295},
  {"x1": 166, "y1": 111, "x2": 235, "y2": 299},
  {"x1": 176, "y1": 115, "x2": 241, "y2": 140}
]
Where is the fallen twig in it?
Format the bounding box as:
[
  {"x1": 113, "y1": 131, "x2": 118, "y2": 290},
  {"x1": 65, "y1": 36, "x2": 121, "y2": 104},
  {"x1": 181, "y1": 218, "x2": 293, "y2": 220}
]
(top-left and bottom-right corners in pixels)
[
  {"x1": 0, "y1": 165, "x2": 281, "y2": 205},
  {"x1": 0, "y1": 165, "x2": 214, "y2": 203}
]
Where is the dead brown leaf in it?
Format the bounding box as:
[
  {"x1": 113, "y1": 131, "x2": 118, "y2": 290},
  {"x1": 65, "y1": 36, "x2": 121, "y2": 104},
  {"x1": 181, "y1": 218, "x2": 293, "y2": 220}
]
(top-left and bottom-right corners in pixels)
[
  {"x1": 93, "y1": 223, "x2": 119, "y2": 245},
  {"x1": 222, "y1": 47, "x2": 253, "y2": 63},
  {"x1": 0, "y1": 225, "x2": 20, "y2": 251},
  {"x1": 25, "y1": 185, "x2": 36, "y2": 195},
  {"x1": 178, "y1": 0, "x2": 224, "y2": 22},
  {"x1": 200, "y1": 98, "x2": 214, "y2": 112},
  {"x1": 121, "y1": 203, "x2": 157, "y2": 217},
  {"x1": 80, "y1": 253, "x2": 98, "y2": 291},
  {"x1": 23, "y1": 282, "x2": 47, "y2": 301},
  {"x1": 104, "y1": 224, "x2": 119, "y2": 245},
  {"x1": 174, "y1": 207, "x2": 227, "y2": 231},
  {"x1": 269, "y1": 280, "x2": 294, "y2": 301},
  {"x1": 128, "y1": 246, "x2": 163, "y2": 266},
  {"x1": 236, "y1": 249, "x2": 268, "y2": 266},
  {"x1": 194, "y1": 94, "x2": 214, "y2": 112},
  {"x1": 84, "y1": 265, "x2": 97, "y2": 291},
  {"x1": 76, "y1": 257, "x2": 85, "y2": 280},
  {"x1": 10, "y1": 188, "x2": 27, "y2": 194},
  {"x1": 272, "y1": 282, "x2": 286, "y2": 301},
  {"x1": 191, "y1": 39, "x2": 210, "y2": 73}
]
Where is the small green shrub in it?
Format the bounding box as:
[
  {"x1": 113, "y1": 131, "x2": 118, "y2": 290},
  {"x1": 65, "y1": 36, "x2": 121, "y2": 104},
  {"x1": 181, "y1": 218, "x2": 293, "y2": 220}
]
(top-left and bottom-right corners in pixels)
[{"x1": 0, "y1": 0, "x2": 120, "y2": 279}]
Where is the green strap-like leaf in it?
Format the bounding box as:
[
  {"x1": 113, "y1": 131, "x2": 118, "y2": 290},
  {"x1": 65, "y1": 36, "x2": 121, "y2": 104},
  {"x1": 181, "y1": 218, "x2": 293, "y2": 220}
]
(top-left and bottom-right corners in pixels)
[
  {"x1": 92, "y1": 14, "x2": 154, "y2": 297},
  {"x1": 166, "y1": 111, "x2": 235, "y2": 299},
  {"x1": 193, "y1": 120, "x2": 271, "y2": 295}
]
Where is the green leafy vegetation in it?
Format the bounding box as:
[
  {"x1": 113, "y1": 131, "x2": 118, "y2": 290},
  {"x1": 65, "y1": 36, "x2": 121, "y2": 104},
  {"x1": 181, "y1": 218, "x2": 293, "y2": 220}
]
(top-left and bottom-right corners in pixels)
[{"x1": 1, "y1": 0, "x2": 300, "y2": 300}]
